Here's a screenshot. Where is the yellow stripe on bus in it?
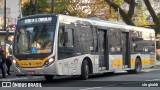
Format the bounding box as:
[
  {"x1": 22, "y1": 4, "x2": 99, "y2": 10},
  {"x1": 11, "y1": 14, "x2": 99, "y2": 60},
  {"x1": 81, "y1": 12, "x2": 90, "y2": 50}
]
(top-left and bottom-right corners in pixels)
[
  {"x1": 112, "y1": 58, "x2": 155, "y2": 68},
  {"x1": 15, "y1": 58, "x2": 48, "y2": 68},
  {"x1": 141, "y1": 58, "x2": 156, "y2": 66},
  {"x1": 131, "y1": 58, "x2": 136, "y2": 67},
  {"x1": 112, "y1": 58, "x2": 123, "y2": 67}
]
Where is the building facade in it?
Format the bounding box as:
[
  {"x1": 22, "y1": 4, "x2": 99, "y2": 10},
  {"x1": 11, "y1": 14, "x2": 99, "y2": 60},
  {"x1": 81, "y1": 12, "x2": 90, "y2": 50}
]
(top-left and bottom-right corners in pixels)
[{"x1": 0, "y1": 0, "x2": 12, "y2": 30}]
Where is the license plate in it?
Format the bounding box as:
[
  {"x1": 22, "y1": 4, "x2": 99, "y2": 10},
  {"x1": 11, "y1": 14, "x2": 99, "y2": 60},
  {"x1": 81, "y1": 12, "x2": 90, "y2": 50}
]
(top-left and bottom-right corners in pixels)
[{"x1": 27, "y1": 71, "x2": 35, "y2": 75}]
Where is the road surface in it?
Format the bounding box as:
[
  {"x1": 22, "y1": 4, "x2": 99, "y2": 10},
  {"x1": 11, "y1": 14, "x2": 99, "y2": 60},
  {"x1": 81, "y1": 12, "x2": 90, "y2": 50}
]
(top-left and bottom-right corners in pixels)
[{"x1": 0, "y1": 66, "x2": 160, "y2": 90}]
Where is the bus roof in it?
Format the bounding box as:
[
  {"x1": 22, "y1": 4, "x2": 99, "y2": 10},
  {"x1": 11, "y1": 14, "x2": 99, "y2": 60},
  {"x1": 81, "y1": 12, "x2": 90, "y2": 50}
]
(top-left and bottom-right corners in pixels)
[
  {"x1": 58, "y1": 14, "x2": 155, "y2": 33},
  {"x1": 18, "y1": 14, "x2": 57, "y2": 21},
  {"x1": 18, "y1": 14, "x2": 155, "y2": 33}
]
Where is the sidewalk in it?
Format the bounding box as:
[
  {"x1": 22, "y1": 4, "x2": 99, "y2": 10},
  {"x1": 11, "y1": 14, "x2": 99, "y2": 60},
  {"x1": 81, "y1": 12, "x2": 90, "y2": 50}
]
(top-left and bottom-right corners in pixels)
[
  {"x1": 0, "y1": 72, "x2": 16, "y2": 80},
  {"x1": 0, "y1": 73, "x2": 43, "y2": 81}
]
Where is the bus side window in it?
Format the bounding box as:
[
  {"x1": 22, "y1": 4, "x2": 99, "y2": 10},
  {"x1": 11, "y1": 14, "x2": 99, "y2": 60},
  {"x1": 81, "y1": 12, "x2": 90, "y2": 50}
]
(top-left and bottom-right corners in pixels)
[
  {"x1": 65, "y1": 29, "x2": 74, "y2": 47},
  {"x1": 108, "y1": 30, "x2": 122, "y2": 54},
  {"x1": 58, "y1": 28, "x2": 74, "y2": 47},
  {"x1": 58, "y1": 27, "x2": 74, "y2": 59}
]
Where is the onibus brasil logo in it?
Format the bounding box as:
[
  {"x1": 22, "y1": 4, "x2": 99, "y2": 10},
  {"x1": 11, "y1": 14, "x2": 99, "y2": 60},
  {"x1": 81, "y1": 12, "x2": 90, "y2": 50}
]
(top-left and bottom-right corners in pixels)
[{"x1": 1, "y1": 82, "x2": 42, "y2": 87}]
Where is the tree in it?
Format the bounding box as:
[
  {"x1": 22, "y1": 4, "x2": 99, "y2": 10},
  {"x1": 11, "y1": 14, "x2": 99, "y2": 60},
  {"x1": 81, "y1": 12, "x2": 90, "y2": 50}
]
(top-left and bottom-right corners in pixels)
[
  {"x1": 143, "y1": 0, "x2": 160, "y2": 34},
  {"x1": 22, "y1": 0, "x2": 50, "y2": 16},
  {"x1": 22, "y1": 0, "x2": 115, "y2": 20},
  {"x1": 133, "y1": 0, "x2": 148, "y2": 26},
  {"x1": 52, "y1": 0, "x2": 112, "y2": 18},
  {"x1": 51, "y1": 0, "x2": 70, "y2": 15},
  {"x1": 105, "y1": 0, "x2": 136, "y2": 25},
  {"x1": 67, "y1": 0, "x2": 110, "y2": 18}
]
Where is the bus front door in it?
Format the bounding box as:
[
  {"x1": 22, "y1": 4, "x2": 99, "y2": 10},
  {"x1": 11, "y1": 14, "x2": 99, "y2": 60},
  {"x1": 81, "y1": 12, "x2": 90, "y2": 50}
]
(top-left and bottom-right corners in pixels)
[{"x1": 121, "y1": 32, "x2": 130, "y2": 68}]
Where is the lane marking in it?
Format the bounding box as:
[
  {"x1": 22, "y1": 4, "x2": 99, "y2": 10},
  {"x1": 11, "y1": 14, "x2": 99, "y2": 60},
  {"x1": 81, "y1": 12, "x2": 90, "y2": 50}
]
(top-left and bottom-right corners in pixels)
[
  {"x1": 79, "y1": 87, "x2": 103, "y2": 90},
  {"x1": 142, "y1": 69, "x2": 160, "y2": 72},
  {"x1": 79, "y1": 79, "x2": 160, "y2": 90},
  {"x1": 79, "y1": 81, "x2": 138, "y2": 90},
  {"x1": 145, "y1": 79, "x2": 160, "y2": 81}
]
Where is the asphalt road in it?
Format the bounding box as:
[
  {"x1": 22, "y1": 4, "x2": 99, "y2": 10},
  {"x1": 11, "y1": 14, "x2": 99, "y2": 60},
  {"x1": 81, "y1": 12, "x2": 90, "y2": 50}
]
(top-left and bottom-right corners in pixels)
[{"x1": 0, "y1": 66, "x2": 160, "y2": 90}]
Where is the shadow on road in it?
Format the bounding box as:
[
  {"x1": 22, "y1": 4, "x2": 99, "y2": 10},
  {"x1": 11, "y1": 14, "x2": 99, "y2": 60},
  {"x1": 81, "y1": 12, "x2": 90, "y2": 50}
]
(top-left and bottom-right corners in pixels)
[{"x1": 20, "y1": 71, "x2": 148, "y2": 87}]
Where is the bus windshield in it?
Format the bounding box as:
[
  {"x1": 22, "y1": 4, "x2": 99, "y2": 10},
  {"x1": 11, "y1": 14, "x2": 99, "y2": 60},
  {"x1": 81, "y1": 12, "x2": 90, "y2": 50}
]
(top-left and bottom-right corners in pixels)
[{"x1": 14, "y1": 25, "x2": 55, "y2": 55}]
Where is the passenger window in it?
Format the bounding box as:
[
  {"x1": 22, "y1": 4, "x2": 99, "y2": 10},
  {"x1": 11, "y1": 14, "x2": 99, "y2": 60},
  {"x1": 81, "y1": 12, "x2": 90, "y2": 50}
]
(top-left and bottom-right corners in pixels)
[
  {"x1": 58, "y1": 27, "x2": 74, "y2": 59},
  {"x1": 58, "y1": 28, "x2": 74, "y2": 47},
  {"x1": 108, "y1": 30, "x2": 122, "y2": 54}
]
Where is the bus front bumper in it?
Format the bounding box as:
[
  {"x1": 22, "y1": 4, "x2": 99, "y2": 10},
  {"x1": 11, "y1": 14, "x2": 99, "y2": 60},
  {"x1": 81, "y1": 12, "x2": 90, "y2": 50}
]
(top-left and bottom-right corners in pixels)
[{"x1": 13, "y1": 64, "x2": 57, "y2": 76}]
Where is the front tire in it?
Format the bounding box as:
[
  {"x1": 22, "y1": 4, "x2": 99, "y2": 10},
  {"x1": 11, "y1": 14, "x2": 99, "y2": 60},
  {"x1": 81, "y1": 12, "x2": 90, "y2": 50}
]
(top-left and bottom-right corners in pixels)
[
  {"x1": 80, "y1": 60, "x2": 89, "y2": 80},
  {"x1": 44, "y1": 75, "x2": 54, "y2": 81}
]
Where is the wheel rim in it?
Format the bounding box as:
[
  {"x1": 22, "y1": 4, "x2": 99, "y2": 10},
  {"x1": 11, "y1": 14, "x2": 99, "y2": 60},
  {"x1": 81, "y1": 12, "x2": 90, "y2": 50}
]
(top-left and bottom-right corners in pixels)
[
  {"x1": 136, "y1": 62, "x2": 141, "y2": 72},
  {"x1": 85, "y1": 64, "x2": 89, "y2": 78}
]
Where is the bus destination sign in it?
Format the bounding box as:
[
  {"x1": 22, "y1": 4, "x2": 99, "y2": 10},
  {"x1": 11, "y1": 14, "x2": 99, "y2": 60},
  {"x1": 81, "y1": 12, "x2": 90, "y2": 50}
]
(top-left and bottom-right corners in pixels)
[{"x1": 24, "y1": 17, "x2": 52, "y2": 24}]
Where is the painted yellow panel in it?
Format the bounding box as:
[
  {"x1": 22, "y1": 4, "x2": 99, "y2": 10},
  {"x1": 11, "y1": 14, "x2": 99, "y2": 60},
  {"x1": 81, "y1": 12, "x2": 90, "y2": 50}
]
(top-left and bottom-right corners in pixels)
[
  {"x1": 16, "y1": 58, "x2": 48, "y2": 68},
  {"x1": 112, "y1": 57, "x2": 155, "y2": 68},
  {"x1": 146, "y1": 58, "x2": 150, "y2": 65},
  {"x1": 131, "y1": 58, "x2": 135, "y2": 67},
  {"x1": 150, "y1": 58, "x2": 156, "y2": 65},
  {"x1": 140, "y1": 58, "x2": 156, "y2": 66},
  {"x1": 141, "y1": 58, "x2": 145, "y2": 66},
  {"x1": 117, "y1": 59, "x2": 123, "y2": 67},
  {"x1": 112, "y1": 59, "x2": 117, "y2": 68},
  {"x1": 112, "y1": 58, "x2": 123, "y2": 68},
  {"x1": 151, "y1": 59, "x2": 155, "y2": 65}
]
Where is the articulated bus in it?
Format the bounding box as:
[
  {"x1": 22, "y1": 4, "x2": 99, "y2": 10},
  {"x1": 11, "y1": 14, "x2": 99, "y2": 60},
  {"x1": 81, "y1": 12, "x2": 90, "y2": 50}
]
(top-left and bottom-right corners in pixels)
[{"x1": 12, "y1": 14, "x2": 156, "y2": 80}]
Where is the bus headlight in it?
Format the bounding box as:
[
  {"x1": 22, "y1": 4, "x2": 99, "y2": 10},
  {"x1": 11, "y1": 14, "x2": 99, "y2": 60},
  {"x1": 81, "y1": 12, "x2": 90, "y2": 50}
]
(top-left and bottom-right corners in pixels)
[
  {"x1": 44, "y1": 58, "x2": 55, "y2": 67},
  {"x1": 13, "y1": 59, "x2": 16, "y2": 64},
  {"x1": 13, "y1": 59, "x2": 19, "y2": 67},
  {"x1": 49, "y1": 58, "x2": 54, "y2": 63}
]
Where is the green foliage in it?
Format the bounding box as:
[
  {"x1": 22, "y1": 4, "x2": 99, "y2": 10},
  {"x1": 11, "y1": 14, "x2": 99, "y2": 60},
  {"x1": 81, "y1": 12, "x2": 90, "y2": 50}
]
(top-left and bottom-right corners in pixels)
[
  {"x1": 22, "y1": 0, "x2": 50, "y2": 16},
  {"x1": 38, "y1": 0, "x2": 50, "y2": 13},
  {"x1": 22, "y1": 0, "x2": 111, "y2": 18},
  {"x1": 22, "y1": 2, "x2": 30, "y2": 16},
  {"x1": 158, "y1": 13, "x2": 160, "y2": 23},
  {"x1": 156, "y1": 54, "x2": 160, "y2": 61},
  {"x1": 21, "y1": 0, "x2": 110, "y2": 19},
  {"x1": 114, "y1": 0, "x2": 124, "y2": 6},
  {"x1": 52, "y1": 0, "x2": 89, "y2": 17},
  {"x1": 155, "y1": 13, "x2": 160, "y2": 34},
  {"x1": 53, "y1": 0, "x2": 70, "y2": 15}
]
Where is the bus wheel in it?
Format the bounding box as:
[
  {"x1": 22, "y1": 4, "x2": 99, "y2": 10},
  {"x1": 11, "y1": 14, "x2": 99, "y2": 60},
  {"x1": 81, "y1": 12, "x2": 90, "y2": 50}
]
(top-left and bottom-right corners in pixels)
[
  {"x1": 128, "y1": 58, "x2": 141, "y2": 74},
  {"x1": 134, "y1": 58, "x2": 142, "y2": 73},
  {"x1": 80, "y1": 60, "x2": 89, "y2": 80},
  {"x1": 44, "y1": 75, "x2": 54, "y2": 81}
]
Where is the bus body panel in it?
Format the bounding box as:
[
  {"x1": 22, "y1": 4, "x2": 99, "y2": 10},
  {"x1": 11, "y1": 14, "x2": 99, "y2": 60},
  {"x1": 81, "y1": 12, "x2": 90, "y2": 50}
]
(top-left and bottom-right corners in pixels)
[{"x1": 56, "y1": 54, "x2": 98, "y2": 75}]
